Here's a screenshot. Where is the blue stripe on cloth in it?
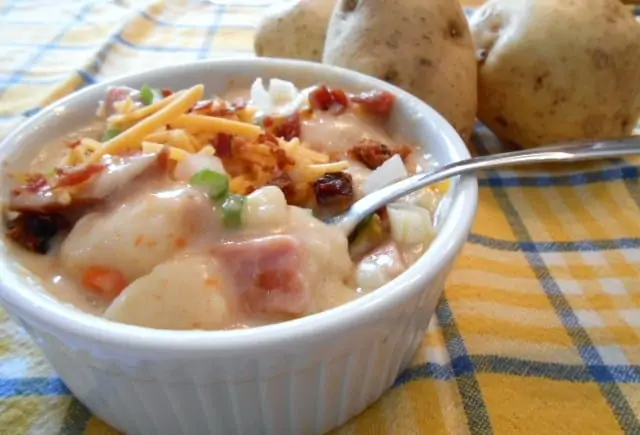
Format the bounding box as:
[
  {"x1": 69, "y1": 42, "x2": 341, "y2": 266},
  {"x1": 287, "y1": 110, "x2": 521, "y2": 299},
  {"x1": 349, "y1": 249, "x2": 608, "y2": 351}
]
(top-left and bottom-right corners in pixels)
[
  {"x1": 0, "y1": 377, "x2": 70, "y2": 397},
  {"x1": 198, "y1": 4, "x2": 226, "y2": 59},
  {"x1": 0, "y1": 1, "x2": 96, "y2": 101},
  {"x1": 395, "y1": 356, "x2": 640, "y2": 386},
  {"x1": 475, "y1": 137, "x2": 640, "y2": 432},
  {"x1": 394, "y1": 362, "x2": 455, "y2": 384},
  {"x1": 76, "y1": 68, "x2": 96, "y2": 85},
  {"x1": 436, "y1": 299, "x2": 493, "y2": 434},
  {"x1": 467, "y1": 233, "x2": 640, "y2": 253},
  {"x1": 22, "y1": 107, "x2": 40, "y2": 117},
  {"x1": 479, "y1": 165, "x2": 639, "y2": 188},
  {"x1": 58, "y1": 398, "x2": 93, "y2": 435}
]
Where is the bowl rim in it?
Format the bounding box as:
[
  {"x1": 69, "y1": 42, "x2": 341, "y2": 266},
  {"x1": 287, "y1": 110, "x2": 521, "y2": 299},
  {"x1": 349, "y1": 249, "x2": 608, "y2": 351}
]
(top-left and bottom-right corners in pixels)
[{"x1": 0, "y1": 58, "x2": 478, "y2": 354}]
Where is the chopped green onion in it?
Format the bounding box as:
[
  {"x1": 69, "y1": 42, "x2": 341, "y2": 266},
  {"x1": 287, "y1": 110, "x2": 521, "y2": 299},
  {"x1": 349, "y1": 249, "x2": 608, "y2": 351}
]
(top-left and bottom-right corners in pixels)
[
  {"x1": 101, "y1": 127, "x2": 121, "y2": 141},
  {"x1": 140, "y1": 84, "x2": 155, "y2": 106},
  {"x1": 221, "y1": 194, "x2": 245, "y2": 228},
  {"x1": 189, "y1": 169, "x2": 229, "y2": 200}
]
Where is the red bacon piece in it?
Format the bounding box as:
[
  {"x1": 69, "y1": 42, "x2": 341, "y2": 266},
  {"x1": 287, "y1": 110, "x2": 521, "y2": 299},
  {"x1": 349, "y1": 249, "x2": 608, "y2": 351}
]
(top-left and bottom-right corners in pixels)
[{"x1": 351, "y1": 90, "x2": 395, "y2": 118}]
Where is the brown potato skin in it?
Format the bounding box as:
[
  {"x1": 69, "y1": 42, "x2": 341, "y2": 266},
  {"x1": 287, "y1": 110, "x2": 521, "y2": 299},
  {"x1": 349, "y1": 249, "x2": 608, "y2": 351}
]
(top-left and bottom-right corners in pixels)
[
  {"x1": 322, "y1": 0, "x2": 478, "y2": 143},
  {"x1": 254, "y1": 0, "x2": 336, "y2": 62},
  {"x1": 471, "y1": 0, "x2": 640, "y2": 148}
]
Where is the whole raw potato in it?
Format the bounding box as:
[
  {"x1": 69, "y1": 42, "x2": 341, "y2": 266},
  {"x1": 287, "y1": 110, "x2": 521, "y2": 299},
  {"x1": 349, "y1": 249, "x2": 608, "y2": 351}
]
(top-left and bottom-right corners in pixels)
[
  {"x1": 322, "y1": 0, "x2": 478, "y2": 142},
  {"x1": 254, "y1": 0, "x2": 336, "y2": 62},
  {"x1": 470, "y1": 0, "x2": 640, "y2": 148}
]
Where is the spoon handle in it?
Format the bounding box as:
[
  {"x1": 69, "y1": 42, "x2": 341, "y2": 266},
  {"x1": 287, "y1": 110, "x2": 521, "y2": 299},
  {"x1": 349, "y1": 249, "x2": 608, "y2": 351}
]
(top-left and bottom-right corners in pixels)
[{"x1": 333, "y1": 136, "x2": 640, "y2": 235}]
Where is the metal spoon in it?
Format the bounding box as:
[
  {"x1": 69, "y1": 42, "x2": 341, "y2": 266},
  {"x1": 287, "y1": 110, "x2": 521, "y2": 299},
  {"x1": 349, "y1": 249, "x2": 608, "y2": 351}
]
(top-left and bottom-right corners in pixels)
[{"x1": 325, "y1": 136, "x2": 640, "y2": 236}]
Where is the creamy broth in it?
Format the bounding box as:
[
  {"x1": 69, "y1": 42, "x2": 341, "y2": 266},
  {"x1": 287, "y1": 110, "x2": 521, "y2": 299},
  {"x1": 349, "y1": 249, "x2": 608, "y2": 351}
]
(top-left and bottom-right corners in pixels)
[{"x1": 3, "y1": 79, "x2": 442, "y2": 330}]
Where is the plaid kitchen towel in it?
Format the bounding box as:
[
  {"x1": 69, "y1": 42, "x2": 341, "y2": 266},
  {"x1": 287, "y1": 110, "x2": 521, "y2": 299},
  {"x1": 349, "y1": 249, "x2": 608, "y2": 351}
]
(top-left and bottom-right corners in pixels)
[{"x1": 0, "y1": 0, "x2": 639, "y2": 434}]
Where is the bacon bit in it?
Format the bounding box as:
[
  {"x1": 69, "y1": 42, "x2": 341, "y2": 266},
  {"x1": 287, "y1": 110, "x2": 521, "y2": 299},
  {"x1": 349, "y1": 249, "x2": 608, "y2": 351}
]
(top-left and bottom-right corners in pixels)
[
  {"x1": 260, "y1": 132, "x2": 278, "y2": 145},
  {"x1": 5, "y1": 212, "x2": 68, "y2": 254},
  {"x1": 268, "y1": 171, "x2": 296, "y2": 201},
  {"x1": 12, "y1": 174, "x2": 49, "y2": 195},
  {"x1": 174, "y1": 236, "x2": 187, "y2": 248},
  {"x1": 55, "y1": 164, "x2": 105, "y2": 188},
  {"x1": 272, "y1": 113, "x2": 301, "y2": 141},
  {"x1": 156, "y1": 146, "x2": 171, "y2": 172},
  {"x1": 309, "y1": 85, "x2": 350, "y2": 114},
  {"x1": 348, "y1": 139, "x2": 412, "y2": 170},
  {"x1": 192, "y1": 98, "x2": 246, "y2": 119},
  {"x1": 191, "y1": 99, "x2": 213, "y2": 113},
  {"x1": 213, "y1": 133, "x2": 232, "y2": 158},
  {"x1": 313, "y1": 172, "x2": 354, "y2": 210},
  {"x1": 82, "y1": 266, "x2": 127, "y2": 299},
  {"x1": 134, "y1": 235, "x2": 144, "y2": 246},
  {"x1": 205, "y1": 278, "x2": 219, "y2": 287},
  {"x1": 161, "y1": 88, "x2": 173, "y2": 98},
  {"x1": 263, "y1": 116, "x2": 275, "y2": 128},
  {"x1": 351, "y1": 90, "x2": 395, "y2": 118},
  {"x1": 257, "y1": 134, "x2": 294, "y2": 168},
  {"x1": 263, "y1": 113, "x2": 301, "y2": 141},
  {"x1": 67, "y1": 140, "x2": 81, "y2": 149},
  {"x1": 230, "y1": 98, "x2": 247, "y2": 111}
]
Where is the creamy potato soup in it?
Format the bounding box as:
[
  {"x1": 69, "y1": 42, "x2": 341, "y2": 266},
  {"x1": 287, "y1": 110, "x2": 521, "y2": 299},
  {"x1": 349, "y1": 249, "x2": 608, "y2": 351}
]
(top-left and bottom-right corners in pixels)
[{"x1": 2, "y1": 79, "x2": 446, "y2": 330}]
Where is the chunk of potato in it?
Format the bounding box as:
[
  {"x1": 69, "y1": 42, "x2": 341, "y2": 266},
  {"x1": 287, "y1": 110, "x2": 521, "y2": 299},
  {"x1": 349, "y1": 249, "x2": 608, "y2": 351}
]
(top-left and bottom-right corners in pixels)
[
  {"x1": 322, "y1": 0, "x2": 478, "y2": 142},
  {"x1": 254, "y1": 0, "x2": 336, "y2": 62},
  {"x1": 470, "y1": 0, "x2": 640, "y2": 148}
]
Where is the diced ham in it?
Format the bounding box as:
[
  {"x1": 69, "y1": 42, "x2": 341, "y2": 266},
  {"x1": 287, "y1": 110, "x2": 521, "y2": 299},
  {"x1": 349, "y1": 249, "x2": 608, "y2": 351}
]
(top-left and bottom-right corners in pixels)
[{"x1": 211, "y1": 235, "x2": 311, "y2": 316}]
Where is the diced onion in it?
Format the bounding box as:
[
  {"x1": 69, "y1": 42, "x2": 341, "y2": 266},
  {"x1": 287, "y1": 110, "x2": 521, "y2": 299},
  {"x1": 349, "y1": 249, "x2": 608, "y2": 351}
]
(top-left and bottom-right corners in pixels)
[
  {"x1": 243, "y1": 186, "x2": 289, "y2": 227},
  {"x1": 174, "y1": 154, "x2": 226, "y2": 182},
  {"x1": 356, "y1": 261, "x2": 390, "y2": 292},
  {"x1": 387, "y1": 204, "x2": 434, "y2": 245},
  {"x1": 269, "y1": 78, "x2": 298, "y2": 105},
  {"x1": 363, "y1": 154, "x2": 408, "y2": 195},
  {"x1": 249, "y1": 78, "x2": 311, "y2": 120}
]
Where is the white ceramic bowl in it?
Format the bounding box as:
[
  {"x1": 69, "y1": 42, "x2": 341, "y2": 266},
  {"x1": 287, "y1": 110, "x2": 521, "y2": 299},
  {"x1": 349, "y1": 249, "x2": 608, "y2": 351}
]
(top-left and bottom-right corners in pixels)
[{"x1": 0, "y1": 59, "x2": 477, "y2": 435}]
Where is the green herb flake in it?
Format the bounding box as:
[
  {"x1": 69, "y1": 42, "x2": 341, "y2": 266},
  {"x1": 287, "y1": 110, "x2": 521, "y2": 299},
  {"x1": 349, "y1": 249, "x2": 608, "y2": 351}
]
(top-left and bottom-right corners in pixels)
[
  {"x1": 101, "y1": 127, "x2": 121, "y2": 142},
  {"x1": 189, "y1": 169, "x2": 229, "y2": 200},
  {"x1": 221, "y1": 193, "x2": 246, "y2": 228},
  {"x1": 140, "y1": 84, "x2": 155, "y2": 106}
]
